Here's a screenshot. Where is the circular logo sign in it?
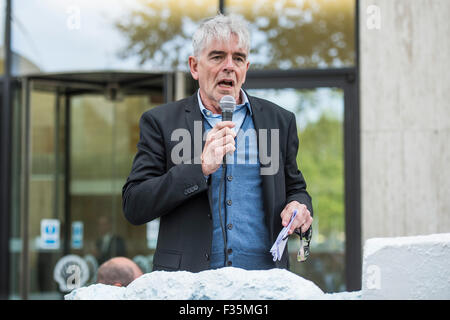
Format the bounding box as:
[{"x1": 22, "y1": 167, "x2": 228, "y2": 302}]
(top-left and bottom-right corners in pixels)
[
  {"x1": 83, "y1": 254, "x2": 99, "y2": 283},
  {"x1": 53, "y1": 254, "x2": 90, "y2": 292}
]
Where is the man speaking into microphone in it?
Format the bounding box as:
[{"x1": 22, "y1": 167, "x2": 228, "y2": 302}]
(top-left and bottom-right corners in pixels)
[{"x1": 122, "y1": 14, "x2": 313, "y2": 272}]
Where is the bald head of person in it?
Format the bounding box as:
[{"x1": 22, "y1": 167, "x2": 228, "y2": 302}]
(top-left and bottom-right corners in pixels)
[{"x1": 97, "y1": 257, "x2": 143, "y2": 287}]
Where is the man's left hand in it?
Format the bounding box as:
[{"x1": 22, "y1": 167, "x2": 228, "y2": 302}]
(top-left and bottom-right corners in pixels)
[{"x1": 280, "y1": 201, "x2": 313, "y2": 235}]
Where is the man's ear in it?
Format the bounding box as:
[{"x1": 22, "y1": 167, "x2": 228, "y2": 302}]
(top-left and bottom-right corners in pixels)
[{"x1": 188, "y1": 56, "x2": 199, "y2": 80}]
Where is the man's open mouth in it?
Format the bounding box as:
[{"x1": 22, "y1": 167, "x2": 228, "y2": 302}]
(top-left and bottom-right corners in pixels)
[{"x1": 218, "y1": 80, "x2": 234, "y2": 88}]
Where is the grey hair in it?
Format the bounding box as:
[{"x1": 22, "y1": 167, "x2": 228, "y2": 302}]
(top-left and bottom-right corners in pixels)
[{"x1": 192, "y1": 14, "x2": 250, "y2": 58}]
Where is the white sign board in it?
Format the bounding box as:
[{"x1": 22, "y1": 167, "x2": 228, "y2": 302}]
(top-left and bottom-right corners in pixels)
[
  {"x1": 40, "y1": 219, "x2": 60, "y2": 250},
  {"x1": 71, "y1": 221, "x2": 83, "y2": 249}
]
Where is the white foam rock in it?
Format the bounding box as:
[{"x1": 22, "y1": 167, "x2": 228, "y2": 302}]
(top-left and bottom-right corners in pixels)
[
  {"x1": 65, "y1": 283, "x2": 126, "y2": 300},
  {"x1": 65, "y1": 233, "x2": 450, "y2": 300},
  {"x1": 362, "y1": 233, "x2": 450, "y2": 300},
  {"x1": 65, "y1": 267, "x2": 326, "y2": 300}
]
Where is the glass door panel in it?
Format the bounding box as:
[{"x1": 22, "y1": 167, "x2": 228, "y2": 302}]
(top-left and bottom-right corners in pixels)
[
  {"x1": 18, "y1": 86, "x2": 161, "y2": 298},
  {"x1": 69, "y1": 93, "x2": 157, "y2": 285},
  {"x1": 247, "y1": 87, "x2": 345, "y2": 292},
  {"x1": 27, "y1": 87, "x2": 66, "y2": 299}
]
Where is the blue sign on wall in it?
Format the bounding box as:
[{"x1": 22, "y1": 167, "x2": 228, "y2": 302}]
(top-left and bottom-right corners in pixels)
[
  {"x1": 71, "y1": 221, "x2": 83, "y2": 249},
  {"x1": 40, "y1": 219, "x2": 60, "y2": 250}
]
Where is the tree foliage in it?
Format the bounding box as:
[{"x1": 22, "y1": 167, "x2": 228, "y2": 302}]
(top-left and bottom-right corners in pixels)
[
  {"x1": 298, "y1": 113, "x2": 344, "y2": 238},
  {"x1": 114, "y1": 0, "x2": 355, "y2": 70}
]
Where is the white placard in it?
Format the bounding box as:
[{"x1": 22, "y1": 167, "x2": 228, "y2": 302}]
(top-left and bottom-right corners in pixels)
[{"x1": 40, "y1": 219, "x2": 60, "y2": 250}]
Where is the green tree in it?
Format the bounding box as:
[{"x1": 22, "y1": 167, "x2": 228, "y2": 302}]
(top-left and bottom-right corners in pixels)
[
  {"x1": 115, "y1": 0, "x2": 217, "y2": 69},
  {"x1": 114, "y1": 0, "x2": 355, "y2": 70},
  {"x1": 297, "y1": 113, "x2": 344, "y2": 239}
]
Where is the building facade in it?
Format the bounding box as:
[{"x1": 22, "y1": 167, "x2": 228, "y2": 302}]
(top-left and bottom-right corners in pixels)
[{"x1": 0, "y1": 0, "x2": 370, "y2": 299}]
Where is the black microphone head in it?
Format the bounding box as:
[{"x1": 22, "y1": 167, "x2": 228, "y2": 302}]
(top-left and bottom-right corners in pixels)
[{"x1": 219, "y1": 95, "x2": 236, "y2": 113}]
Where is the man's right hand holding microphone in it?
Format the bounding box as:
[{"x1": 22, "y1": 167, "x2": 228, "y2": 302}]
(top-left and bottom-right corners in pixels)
[{"x1": 201, "y1": 121, "x2": 236, "y2": 176}]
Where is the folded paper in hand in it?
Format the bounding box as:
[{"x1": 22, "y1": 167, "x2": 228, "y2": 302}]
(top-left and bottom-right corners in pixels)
[{"x1": 270, "y1": 209, "x2": 297, "y2": 261}]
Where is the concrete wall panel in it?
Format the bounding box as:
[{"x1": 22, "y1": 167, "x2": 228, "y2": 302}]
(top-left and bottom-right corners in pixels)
[{"x1": 360, "y1": 0, "x2": 450, "y2": 242}]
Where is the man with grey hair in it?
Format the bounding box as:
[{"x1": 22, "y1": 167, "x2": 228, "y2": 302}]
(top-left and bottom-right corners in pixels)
[{"x1": 123, "y1": 14, "x2": 313, "y2": 272}]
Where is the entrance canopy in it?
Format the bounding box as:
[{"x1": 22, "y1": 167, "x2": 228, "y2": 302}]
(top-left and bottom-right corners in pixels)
[{"x1": 20, "y1": 70, "x2": 172, "y2": 100}]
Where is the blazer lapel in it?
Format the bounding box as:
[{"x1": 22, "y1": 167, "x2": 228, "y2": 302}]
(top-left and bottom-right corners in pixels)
[
  {"x1": 184, "y1": 93, "x2": 214, "y2": 214},
  {"x1": 184, "y1": 93, "x2": 205, "y2": 161}
]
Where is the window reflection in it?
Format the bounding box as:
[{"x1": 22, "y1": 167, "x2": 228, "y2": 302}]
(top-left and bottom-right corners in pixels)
[
  {"x1": 228, "y1": 0, "x2": 355, "y2": 69},
  {"x1": 70, "y1": 94, "x2": 157, "y2": 278},
  {"x1": 11, "y1": 0, "x2": 154, "y2": 73},
  {"x1": 11, "y1": 0, "x2": 354, "y2": 73},
  {"x1": 247, "y1": 88, "x2": 345, "y2": 292},
  {"x1": 11, "y1": 0, "x2": 218, "y2": 73},
  {"x1": 116, "y1": 0, "x2": 218, "y2": 70},
  {"x1": 116, "y1": 0, "x2": 355, "y2": 70},
  {"x1": 20, "y1": 88, "x2": 161, "y2": 298},
  {"x1": 28, "y1": 90, "x2": 64, "y2": 299}
]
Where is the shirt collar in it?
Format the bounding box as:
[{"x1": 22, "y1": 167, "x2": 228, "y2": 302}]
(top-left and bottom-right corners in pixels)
[{"x1": 197, "y1": 89, "x2": 252, "y2": 118}]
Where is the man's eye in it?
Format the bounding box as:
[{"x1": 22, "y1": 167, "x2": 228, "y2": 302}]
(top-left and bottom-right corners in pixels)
[{"x1": 211, "y1": 56, "x2": 222, "y2": 61}]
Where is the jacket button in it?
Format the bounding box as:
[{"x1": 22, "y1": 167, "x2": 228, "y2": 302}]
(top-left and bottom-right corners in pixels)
[
  {"x1": 227, "y1": 248, "x2": 233, "y2": 254},
  {"x1": 227, "y1": 176, "x2": 233, "y2": 181},
  {"x1": 227, "y1": 223, "x2": 233, "y2": 230},
  {"x1": 226, "y1": 199, "x2": 232, "y2": 206},
  {"x1": 193, "y1": 185, "x2": 198, "y2": 191},
  {"x1": 227, "y1": 261, "x2": 232, "y2": 266}
]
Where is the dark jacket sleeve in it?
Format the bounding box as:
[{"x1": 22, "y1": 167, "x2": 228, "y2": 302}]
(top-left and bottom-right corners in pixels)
[
  {"x1": 284, "y1": 113, "x2": 313, "y2": 217},
  {"x1": 122, "y1": 110, "x2": 208, "y2": 225}
]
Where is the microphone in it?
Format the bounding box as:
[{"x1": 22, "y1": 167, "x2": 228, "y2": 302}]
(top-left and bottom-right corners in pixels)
[
  {"x1": 220, "y1": 95, "x2": 235, "y2": 122},
  {"x1": 218, "y1": 96, "x2": 236, "y2": 265},
  {"x1": 219, "y1": 95, "x2": 236, "y2": 164}
]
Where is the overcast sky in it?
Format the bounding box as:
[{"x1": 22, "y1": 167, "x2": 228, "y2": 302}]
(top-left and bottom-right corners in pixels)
[{"x1": 10, "y1": 0, "x2": 144, "y2": 72}]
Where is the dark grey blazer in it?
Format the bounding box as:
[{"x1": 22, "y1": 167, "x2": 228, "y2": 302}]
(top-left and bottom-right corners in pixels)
[{"x1": 122, "y1": 92, "x2": 313, "y2": 272}]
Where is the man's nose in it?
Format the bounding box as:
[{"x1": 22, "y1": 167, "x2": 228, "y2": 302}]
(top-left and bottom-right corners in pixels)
[{"x1": 222, "y1": 55, "x2": 235, "y2": 72}]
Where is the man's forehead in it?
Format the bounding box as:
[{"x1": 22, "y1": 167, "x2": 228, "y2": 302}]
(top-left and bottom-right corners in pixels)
[{"x1": 203, "y1": 37, "x2": 248, "y2": 56}]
